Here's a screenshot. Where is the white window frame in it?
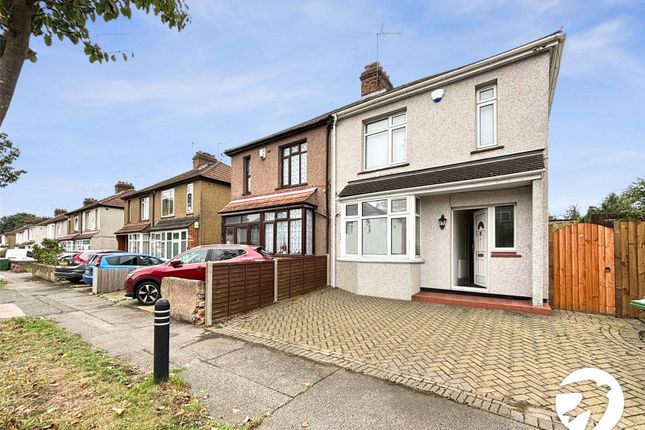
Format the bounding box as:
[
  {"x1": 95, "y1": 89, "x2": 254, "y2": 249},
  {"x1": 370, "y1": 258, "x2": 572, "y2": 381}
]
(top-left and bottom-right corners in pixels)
[
  {"x1": 476, "y1": 84, "x2": 497, "y2": 148},
  {"x1": 75, "y1": 239, "x2": 90, "y2": 251},
  {"x1": 492, "y1": 203, "x2": 517, "y2": 252},
  {"x1": 140, "y1": 197, "x2": 150, "y2": 221},
  {"x1": 363, "y1": 112, "x2": 407, "y2": 172},
  {"x1": 340, "y1": 195, "x2": 422, "y2": 262},
  {"x1": 186, "y1": 183, "x2": 194, "y2": 214},
  {"x1": 149, "y1": 229, "x2": 187, "y2": 259},
  {"x1": 73, "y1": 216, "x2": 79, "y2": 232},
  {"x1": 161, "y1": 189, "x2": 175, "y2": 218}
]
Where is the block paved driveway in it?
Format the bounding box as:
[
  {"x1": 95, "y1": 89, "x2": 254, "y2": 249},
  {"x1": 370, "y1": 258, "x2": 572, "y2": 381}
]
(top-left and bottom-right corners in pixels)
[{"x1": 215, "y1": 288, "x2": 645, "y2": 429}]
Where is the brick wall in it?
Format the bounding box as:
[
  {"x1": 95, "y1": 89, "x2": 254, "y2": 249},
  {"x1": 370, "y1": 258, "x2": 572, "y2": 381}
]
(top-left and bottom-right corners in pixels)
[{"x1": 188, "y1": 222, "x2": 200, "y2": 248}]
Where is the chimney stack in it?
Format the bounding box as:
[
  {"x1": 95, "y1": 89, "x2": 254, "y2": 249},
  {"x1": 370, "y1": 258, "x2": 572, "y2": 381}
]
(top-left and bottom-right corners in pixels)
[
  {"x1": 83, "y1": 198, "x2": 98, "y2": 207},
  {"x1": 115, "y1": 181, "x2": 135, "y2": 194},
  {"x1": 54, "y1": 208, "x2": 67, "y2": 216},
  {"x1": 192, "y1": 151, "x2": 218, "y2": 170},
  {"x1": 360, "y1": 62, "x2": 393, "y2": 97}
]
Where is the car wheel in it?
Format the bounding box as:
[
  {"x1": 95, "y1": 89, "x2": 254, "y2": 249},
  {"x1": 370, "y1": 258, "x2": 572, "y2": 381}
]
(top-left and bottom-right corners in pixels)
[{"x1": 136, "y1": 281, "x2": 160, "y2": 305}]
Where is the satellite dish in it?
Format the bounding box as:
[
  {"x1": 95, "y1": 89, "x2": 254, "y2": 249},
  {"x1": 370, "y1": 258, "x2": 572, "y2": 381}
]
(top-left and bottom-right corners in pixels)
[{"x1": 431, "y1": 88, "x2": 444, "y2": 103}]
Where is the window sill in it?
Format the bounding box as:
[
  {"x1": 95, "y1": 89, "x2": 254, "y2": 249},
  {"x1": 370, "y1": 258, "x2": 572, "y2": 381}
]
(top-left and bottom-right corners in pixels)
[
  {"x1": 491, "y1": 251, "x2": 521, "y2": 258},
  {"x1": 358, "y1": 162, "x2": 409, "y2": 175},
  {"x1": 160, "y1": 215, "x2": 175, "y2": 219},
  {"x1": 276, "y1": 183, "x2": 308, "y2": 191},
  {"x1": 471, "y1": 145, "x2": 504, "y2": 155},
  {"x1": 337, "y1": 256, "x2": 425, "y2": 264}
]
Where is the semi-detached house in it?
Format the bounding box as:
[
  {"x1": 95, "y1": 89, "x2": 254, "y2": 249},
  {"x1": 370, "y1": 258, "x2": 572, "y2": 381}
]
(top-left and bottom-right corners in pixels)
[{"x1": 115, "y1": 152, "x2": 231, "y2": 259}]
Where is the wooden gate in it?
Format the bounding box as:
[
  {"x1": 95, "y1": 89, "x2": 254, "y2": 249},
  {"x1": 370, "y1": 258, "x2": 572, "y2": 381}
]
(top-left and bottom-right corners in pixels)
[
  {"x1": 614, "y1": 221, "x2": 645, "y2": 318},
  {"x1": 550, "y1": 223, "x2": 615, "y2": 314}
]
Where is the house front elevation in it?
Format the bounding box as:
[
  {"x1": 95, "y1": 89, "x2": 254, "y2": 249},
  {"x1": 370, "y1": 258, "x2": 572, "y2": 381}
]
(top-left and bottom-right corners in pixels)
[
  {"x1": 115, "y1": 151, "x2": 231, "y2": 259},
  {"x1": 220, "y1": 114, "x2": 330, "y2": 256},
  {"x1": 332, "y1": 32, "x2": 565, "y2": 307}
]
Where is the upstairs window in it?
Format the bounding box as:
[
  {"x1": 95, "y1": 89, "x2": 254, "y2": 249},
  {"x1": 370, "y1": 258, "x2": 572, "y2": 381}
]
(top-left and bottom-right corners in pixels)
[
  {"x1": 243, "y1": 156, "x2": 251, "y2": 195},
  {"x1": 477, "y1": 84, "x2": 497, "y2": 148},
  {"x1": 186, "y1": 183, "x2": 194, "y2": 214},
  {"x1": 364, "y1": 112, "x2": 407, "y2": 171},
  {"x1": 140, "y1": 197, "x2": 150, "y2": 221},
  {"x1": 161, "y1": 189, "x2": 175, "y2": 217},
  {"x1": 73, "y1": 216, "x2": 79, "y2": 231},
  {"x1": 281, "y1": 142, "x2": 308, "y2": 187}
]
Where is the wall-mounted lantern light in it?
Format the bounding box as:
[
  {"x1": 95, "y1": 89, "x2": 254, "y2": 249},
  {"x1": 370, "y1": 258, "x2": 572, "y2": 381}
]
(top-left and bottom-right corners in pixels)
[{"x1": 438, "y1": 214, "x2": 447, "y2": 230}]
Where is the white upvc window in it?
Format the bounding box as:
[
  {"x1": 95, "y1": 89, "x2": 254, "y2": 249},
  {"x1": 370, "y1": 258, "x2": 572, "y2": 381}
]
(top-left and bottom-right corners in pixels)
[
  {"x1": 150, "y1": 229, "x2": 187, "y2": 259},
  {"x1": 56, "y1": 223, "x2": 62, "y2": 236},
  {"x1": 476, "y1": 84, "x2": 497, "y2": 148},
  {"x1": 47, "y1": 224, "x2": 55, "y2": 238},
  {"x1": 341, "y1": 195, "x2": 421, "y2": 261},
  {"x1": 161, "y1": 189, "x2": 175, "y2": 217},
  {"x1": 364, "y1": 112, "x2": 407, "y2": 171},
  {"x1": 83, "y1": 209, "x2": 97, "y2": 231},
  {"x1": 186, "y1": 183, "x2": 194, "y2": 214},
  {"x1": 128, "y1": 233, "x2": 150, "y2": 254},
  {"x1": 140, "y1": 197, "x2": 150, "y2": 221},
  {"x1": 73, "y1": 216, "x2": 79, "y2": 231},
  {"x1": 75, "y1": 239, "x2": 90, "y2": 251}
]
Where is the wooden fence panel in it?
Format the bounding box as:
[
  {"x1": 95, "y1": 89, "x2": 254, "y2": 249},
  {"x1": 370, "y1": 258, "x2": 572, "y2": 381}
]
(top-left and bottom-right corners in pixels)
[
  {"x1": 614, "y1": 221, "x2": 645, "y2": 318},
  {"x1": 93, "y1": 267, "x2": 137, "y2": 294},
  {"x1": 550, "y1": 223, "x2": 615, "y2": 315},
  {"x1": 276, "y1": 255, "x2": 328, "y2": 300}
]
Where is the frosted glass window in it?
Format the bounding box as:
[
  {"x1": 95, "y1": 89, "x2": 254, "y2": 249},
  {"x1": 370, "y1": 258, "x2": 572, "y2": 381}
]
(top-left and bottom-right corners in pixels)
[
  {"x1": 479, "y1": 104, "x2": 494, "y2": 146},
  {"x1": 290, "y1": 220, "x2": 302, "y2": 254},
  {"x1": 345, "y1": 221, "x2": 358, "y2": 254},
  {"x1": 276, "y1": 221, "x2": 288, "y2": 254},
  {"x1": 391, "y1": 218, "x2": 406, "y2": 255},
  {"x1": 362, "y1": 218, "x2": 387, "y2": 255},
  {"x1": 392, "y1": 128, "x2": 406, "y2": 163},
  {"x1": 264, "y1": 212, "x2": 275, "y2": 221},
  {"x1": 290, "y1": 208, "x2": 302, "y2": 219},
  {"x1": 264, "y1": 223, "x2": 274, "y2": 253},
  {"x1": 365, "y1": 132, "x2": 388, "y2": 170},
  {"x1": 366, "y1": 118, "x2": 388, "y2": 134},
  {"x1": 306, "y1": 209, "x2": 314, "y2": 255}
]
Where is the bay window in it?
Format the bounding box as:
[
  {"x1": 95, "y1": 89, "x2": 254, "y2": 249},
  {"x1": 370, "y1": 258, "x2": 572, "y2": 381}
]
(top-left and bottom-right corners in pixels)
[
  {"x1": 477, "y1": 84, "x2": 497, "y2": 148},
  {"x1": 342, "y1": 196, "x2": 420, "y2": 260},
  {"x1": 364, "y1": 112, "x2": 407, "y2": 171},
  {"x1": 128, "y1": 233, "x2": 150, "y2": 254},
  {"x1": 150, "y1": 230, "x2": 187, "y2": 259}
]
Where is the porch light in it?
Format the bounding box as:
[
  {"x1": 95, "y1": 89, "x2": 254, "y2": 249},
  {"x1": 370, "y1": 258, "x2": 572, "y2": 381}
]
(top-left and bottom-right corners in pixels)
[{"x1": 438, "y1": 214, "x2": 447, "y2": 230}]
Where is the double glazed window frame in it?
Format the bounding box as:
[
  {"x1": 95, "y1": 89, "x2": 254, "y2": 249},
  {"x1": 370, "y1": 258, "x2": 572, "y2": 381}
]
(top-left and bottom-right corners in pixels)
[
  {"x1": 492, "y1": 203, "x2": 516, "y2": 252},
  {"x1": 476, "y1": 83, "x2": 497, "y2": 148},
  {"x1": 242, "y1": 156, "x2": 251, "y2": 195},
  {"x1": 150, "y1": 229, "x2": 187, "y2": 259},
  {"x1": 186, "y1": 183, "x2": 194, "y2": 214},
  {"x1": 161, "y1": 189, "x2": 175, "y2": 218},
  {"x1": 127, "y1": 232, "x2": 150, "y2": 254},
  {"x1": 280, "y1": 141, "x2": 308, "y2": 187},
  {"x1": 140, "y1": 196, "x2": 150, "y2": 221},
  {"x1": 341, "y1": 195, "x2": 421, "y2": 261},
  {"x1": 363, "y1": 111, "x2": 407, "y2": 172}
]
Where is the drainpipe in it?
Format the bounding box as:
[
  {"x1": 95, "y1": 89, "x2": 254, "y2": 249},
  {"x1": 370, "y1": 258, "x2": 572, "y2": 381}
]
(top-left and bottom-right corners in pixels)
[{"x1": 330, "y1": 113, "x2": 338, "y2": 288}]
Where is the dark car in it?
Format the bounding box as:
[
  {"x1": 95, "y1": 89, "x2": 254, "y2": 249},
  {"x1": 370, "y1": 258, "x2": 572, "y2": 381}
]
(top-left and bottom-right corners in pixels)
[
  {"x1": 55, "y1": 249, "x2": 121, "y2": 283},
  {"x1": 125, "y1": 245, "x2": 272, "y2": 305}
]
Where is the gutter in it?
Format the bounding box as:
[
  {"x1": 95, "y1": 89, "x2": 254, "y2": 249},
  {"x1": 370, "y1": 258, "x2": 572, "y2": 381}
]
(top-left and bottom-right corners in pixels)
[
  {"x1": 330, "y1": 113, "x2": 338, "y2": 288},
  {"x1": 336, "y1": 33, "x2": 565, "y2": 119}
]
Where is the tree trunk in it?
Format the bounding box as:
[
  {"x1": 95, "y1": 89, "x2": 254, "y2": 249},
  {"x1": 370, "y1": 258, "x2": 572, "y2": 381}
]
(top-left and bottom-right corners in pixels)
[{"x1": 0, "y1": 0, "x2": 35, "y2": 128}]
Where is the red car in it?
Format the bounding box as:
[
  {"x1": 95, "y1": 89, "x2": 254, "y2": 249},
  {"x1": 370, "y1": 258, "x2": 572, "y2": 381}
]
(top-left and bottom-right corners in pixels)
[{"x1": 124, "y1": 244, "x2": 272, "y2": 305}]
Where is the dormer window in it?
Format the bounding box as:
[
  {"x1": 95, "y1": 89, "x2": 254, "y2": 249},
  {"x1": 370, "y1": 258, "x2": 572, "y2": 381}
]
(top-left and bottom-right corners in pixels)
[{"x1": 477, "y1": 84, "x2": 497, "y2": 148}]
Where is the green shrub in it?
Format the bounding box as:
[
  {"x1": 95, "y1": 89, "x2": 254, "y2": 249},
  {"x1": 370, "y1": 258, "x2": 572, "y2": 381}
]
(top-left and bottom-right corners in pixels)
[{"x1": 32, "y1": 239, "x2": 63, "y2": 265}]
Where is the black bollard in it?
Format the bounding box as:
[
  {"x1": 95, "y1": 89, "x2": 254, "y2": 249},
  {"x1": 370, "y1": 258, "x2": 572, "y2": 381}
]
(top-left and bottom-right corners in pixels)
[{"x1": 153, "y1": 298, "x2": 170, "y2": 384}]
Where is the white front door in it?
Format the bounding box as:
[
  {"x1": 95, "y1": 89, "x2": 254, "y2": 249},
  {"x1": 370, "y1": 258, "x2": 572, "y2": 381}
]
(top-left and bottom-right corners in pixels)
[{"x1": 474, "y1": 209, "x2": 488, "y2": 287}]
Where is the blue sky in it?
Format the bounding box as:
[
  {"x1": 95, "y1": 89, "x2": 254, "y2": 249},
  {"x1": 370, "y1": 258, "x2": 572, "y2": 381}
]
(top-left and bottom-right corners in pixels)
[{"x1": 1, "y1": 0, "x2": 644, "y2": 217}]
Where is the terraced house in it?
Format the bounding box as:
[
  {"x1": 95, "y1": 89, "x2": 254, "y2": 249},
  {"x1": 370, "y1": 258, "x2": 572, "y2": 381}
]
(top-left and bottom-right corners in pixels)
[
  {"x1": 57, "y1": 182, "x2": 134, "y2": 251},
  {"x1": 220, "y1": 115, "x2": 330, "y2": 256},
  {"x1": 116, "y1": 152, "x2": 231, "y2": 259},
  {"x1": 332, "y1": 32, "x2": 565, "y2": 308}
]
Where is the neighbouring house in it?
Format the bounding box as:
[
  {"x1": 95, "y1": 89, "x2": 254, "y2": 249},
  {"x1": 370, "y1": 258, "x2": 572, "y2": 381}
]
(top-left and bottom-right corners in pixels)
[
  {"x1": 13, "y1": 222, "x2": 47, "y2": 249},
  {"x1": 220, "y1": 115, "x2": 330, "y2": 256},
  {"x1": 115, "y1": 152, "x2": 231, "y2": 259},
  {"x1": 57, "y1": 182, "x2": 134, "y2": 251},
  {"x1": 43, "y1": 209, "x2": 69, "y2": 242},
  {"x1": 5, "y1": 231, "x2": 17, "y2": 248},
  {"x1": 330, "y1": 32, "x2": 565, "y2": 307}
]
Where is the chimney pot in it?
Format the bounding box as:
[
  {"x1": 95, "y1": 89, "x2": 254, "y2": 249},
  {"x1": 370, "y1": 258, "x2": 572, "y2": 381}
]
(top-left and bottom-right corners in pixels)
[
  {"x1": 360, "y1": 62, "x2": 393, "y2": 97},
  {"x1": 192, "y1": 151, "x2": 218, "y2": 170},
  {"x1": 114, "y1": 181, "x2": 135, "y2": 194},
  {"x1": 83, "y1": 198, "x2": 98, "y2": 207}
]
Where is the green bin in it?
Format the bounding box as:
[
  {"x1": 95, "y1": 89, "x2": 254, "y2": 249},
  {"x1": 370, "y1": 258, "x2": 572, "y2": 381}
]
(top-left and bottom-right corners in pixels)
[{"x1": 0, "y1": 258, "x2": 9, "y2": 271}]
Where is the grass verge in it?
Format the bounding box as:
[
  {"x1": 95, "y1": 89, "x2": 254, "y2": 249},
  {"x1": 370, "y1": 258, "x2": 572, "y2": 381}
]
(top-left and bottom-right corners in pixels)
[{"x1": 0, "y1": 317, "x2": 262, "y2": 430}]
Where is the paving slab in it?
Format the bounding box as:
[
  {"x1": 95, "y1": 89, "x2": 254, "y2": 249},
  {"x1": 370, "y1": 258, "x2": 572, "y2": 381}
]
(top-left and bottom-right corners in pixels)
[
  {"x1": 260, "y1": 369, "x2": 532, "y2": 430},
  {"x1": 0, "y1": 303, "x2": 26, "y2": 319}
]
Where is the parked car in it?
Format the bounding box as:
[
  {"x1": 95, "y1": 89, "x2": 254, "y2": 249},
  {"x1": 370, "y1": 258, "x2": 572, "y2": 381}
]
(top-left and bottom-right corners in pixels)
[
  {"x1": 55, "y1": 249, "x2": 121, "y2": 283},
  {"x1": 125, "y1": 245, "x2": 272, "y2": 305},
  {"x1": 82, "y1": 253, "x2": 165, "y2": 285},
  {"x1": 6, "y1": 249, "x2": 35, "y2": 261}
]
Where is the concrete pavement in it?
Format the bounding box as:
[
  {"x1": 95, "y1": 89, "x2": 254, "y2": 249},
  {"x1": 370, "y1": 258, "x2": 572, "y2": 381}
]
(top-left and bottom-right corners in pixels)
[{"x1": 0, "y1": 272, "x2": 530, "y2": 429}]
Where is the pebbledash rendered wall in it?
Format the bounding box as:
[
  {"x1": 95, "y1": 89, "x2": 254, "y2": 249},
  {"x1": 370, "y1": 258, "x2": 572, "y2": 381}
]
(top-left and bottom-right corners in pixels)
[{"x1": 333, "y1": 52, "x2": 552, "y2": 301}]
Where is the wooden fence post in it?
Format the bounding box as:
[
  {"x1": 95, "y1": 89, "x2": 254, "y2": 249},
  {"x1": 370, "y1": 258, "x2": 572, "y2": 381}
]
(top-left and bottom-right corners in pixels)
[
  {"x1": 273, "y1": 258, "x2": 278, "y2": 303},
  {"x1": 205, "y1": 262, "x2": 213, "y2": 327}
]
